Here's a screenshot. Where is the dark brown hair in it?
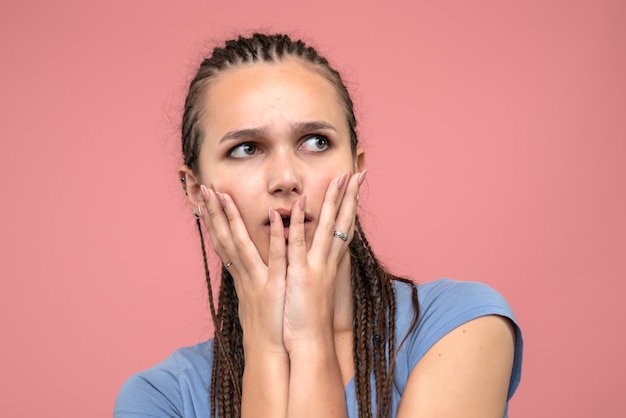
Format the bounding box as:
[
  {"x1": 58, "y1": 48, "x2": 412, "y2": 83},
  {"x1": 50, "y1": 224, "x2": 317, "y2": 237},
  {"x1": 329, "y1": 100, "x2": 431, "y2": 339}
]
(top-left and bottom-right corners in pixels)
[{"x1": 182, "y1": 33, "x2": 419, "y2": 418}]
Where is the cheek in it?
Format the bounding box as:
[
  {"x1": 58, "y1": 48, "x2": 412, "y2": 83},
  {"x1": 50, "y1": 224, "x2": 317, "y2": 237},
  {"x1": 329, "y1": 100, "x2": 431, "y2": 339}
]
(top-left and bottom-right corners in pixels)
[
  {"x1": 308, "y1": 173, "x2": 338, "y2": 208},
  {"x1": 212, "y1": 177, "x2": 265, "y2": 226},
  {"x1": 208, "y1": 174, "x2": 262, "y2": 200}
]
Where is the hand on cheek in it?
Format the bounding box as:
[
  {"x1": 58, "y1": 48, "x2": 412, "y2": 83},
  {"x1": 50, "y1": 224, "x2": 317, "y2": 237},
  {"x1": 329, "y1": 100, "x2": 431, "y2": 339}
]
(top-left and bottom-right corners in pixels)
[
  {"x1": 282, "y1": 170, "x2": 366, "y2": 350},
  {"x1": 195, "y1": 169, "x2": 366, "y2": 353},
  {"x1": 197, "y1": 185, "x2": 287, "y2": 353}
]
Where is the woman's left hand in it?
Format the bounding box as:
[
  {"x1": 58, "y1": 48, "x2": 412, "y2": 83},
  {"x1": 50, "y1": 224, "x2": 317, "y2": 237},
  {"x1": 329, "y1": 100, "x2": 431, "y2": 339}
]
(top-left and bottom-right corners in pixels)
[{"x1": 281, "y1": 170, "x2": 365, "y2": 352}]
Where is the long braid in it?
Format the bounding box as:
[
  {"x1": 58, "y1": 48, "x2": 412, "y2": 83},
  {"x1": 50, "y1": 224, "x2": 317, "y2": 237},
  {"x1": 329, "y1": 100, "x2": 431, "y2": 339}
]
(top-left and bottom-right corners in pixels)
[
  {"x1": 217, "y1": 268, "x2": 243, "y2": 417},
  {"x1": 196, "y1": 217, "x2": 221, "y2": 416},
  {"x1": 351, "y1": 247, "x2": 373, "y2": 417},
  {"x1": 183, "y1": 34, "x2": 419, "y2": 418},
  {"x1": 351, "y1": 217, "x2": 420, "y2": 417},
  {"x1": 195, "y1": 217, "x2": 242, "y2": 417},
  {"x1": 350, "y1": 216, "x2": 398, "y2": 418}
]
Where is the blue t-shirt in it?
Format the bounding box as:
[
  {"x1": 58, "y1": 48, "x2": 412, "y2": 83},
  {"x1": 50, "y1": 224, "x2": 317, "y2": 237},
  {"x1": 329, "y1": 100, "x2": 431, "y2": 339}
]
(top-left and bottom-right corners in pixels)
[{"x1": 115, "y1": 279, "x2": 523, "y2": 417}]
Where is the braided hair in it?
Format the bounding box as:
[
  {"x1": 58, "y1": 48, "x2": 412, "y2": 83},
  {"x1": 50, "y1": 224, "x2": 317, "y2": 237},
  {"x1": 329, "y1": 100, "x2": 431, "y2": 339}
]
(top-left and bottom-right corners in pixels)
[{"x1": 182, "y1": 33, "x2": 419, "y2": 418}]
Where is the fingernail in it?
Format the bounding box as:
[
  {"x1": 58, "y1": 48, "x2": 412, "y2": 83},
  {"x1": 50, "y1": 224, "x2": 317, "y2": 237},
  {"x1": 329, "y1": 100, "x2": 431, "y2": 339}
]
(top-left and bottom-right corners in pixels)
[
  {"x1": 299, "y1": 195, "x2": 306, "y2": 211},
  {"x1": 337, "y1": 173, "x2": 347, "y2": 190},
  {"x1": 200, "y1": 184, "x2": 210, "y2": 201},
  {"x1": 358, "y1": 169, "x2": 368, "y2": 185},
  {"x1": 197, "y1": 203, "x2": 204, "y2": 217},
  {"x1": 269, "y1": 207, "x2": 275, "y2": 222},
  {"x1": 216, "y1": 192, "x2": 226, "y2": 209}
]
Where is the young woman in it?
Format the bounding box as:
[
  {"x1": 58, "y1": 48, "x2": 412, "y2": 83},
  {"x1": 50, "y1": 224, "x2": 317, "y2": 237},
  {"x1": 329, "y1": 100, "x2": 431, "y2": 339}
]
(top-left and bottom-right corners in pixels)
[{"x1": 115, "y1": 33, "x2": 523, "y2": 418}]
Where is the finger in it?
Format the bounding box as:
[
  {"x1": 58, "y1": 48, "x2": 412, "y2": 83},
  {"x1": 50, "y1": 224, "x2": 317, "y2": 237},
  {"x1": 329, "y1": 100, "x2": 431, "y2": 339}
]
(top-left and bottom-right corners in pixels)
[
  {"x1": 218, "y1": 192, "x2": 267, "y2": 273},
  {"x1": 198, "y1": 187, "x2": 249, "y2": 282},
  {"x1": 309, "y1": 173, "x2": 349, "y2": 260},
  {"x1": 328, "y1": 169, "x2": 366, "y2": 260},
  {"x1": 286, "y1": 195, "x2": 307, "y2": 265},
  {"x1": 198, "y1": 186, "x2": 232, "y2": 263},
  {"x1": 267, "y1": 208, "x2": 287, "y2": 282}
]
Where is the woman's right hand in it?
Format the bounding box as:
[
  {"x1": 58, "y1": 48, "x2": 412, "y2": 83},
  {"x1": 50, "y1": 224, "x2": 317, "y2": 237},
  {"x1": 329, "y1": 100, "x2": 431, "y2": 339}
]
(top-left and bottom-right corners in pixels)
[{"x1": 198, "y1": 184, "x2": 288, "y2": 354}]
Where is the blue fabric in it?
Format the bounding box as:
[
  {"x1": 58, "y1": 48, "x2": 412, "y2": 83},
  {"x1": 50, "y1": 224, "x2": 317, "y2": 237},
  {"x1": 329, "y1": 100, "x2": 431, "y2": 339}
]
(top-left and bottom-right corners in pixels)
[{"x1": 114, "y1": 279, "x2": 523, "y2": 417}]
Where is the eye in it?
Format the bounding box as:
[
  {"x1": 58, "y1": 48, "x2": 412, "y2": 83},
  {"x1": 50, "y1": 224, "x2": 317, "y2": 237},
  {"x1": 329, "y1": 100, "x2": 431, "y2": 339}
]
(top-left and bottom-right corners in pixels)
[
  {"x1": 228, "y1": 143, "x2": 259, "y2": 159},
  {"x1": 300, "y1": 135, "x2": 330, "y2": 152}
]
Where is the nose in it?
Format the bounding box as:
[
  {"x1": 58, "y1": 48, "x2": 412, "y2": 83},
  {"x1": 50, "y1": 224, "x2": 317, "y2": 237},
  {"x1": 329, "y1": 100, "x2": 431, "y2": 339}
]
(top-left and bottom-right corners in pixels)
[{"x1": 267, "y1": 149, "x2": 302, "y2": 196}]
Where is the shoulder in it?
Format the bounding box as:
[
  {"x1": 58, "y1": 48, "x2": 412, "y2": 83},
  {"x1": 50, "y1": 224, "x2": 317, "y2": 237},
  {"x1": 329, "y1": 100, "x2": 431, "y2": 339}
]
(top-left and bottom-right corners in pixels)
[
  {"x1": 394, "y1": 278, "x2": 518, "y2": 347},
  {"x1": 393, "y1": 279, "x2": 523, "y2": 400},
  {"x1": 420, "y1": 278, "x2": 517, "y2": 326},
  {"x1": 114, "y1": 340, "x2": 214, "y2": 418}
]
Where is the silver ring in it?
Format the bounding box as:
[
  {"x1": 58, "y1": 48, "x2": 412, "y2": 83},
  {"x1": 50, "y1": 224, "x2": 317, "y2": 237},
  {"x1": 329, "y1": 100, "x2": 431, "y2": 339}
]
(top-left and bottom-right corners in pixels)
[
  {"x1": 332, "y1": 230, "x2": 348, "y2": 241},
  {"x1": 224, "y1": 262, "x2": 232, "y2": 269}
]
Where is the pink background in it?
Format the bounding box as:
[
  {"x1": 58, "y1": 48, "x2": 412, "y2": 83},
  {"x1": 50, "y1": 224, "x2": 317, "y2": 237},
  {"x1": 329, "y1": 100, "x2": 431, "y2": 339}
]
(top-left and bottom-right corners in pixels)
[{"x1": 1, "y1": 0, "x2": 624, "y2": 416}]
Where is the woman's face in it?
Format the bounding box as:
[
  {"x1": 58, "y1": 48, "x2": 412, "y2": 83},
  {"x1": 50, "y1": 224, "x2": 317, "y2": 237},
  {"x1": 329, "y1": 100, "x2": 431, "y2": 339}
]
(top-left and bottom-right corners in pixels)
[{"x1": 190, "y1": 58, "x2": 364, "y2": 264}]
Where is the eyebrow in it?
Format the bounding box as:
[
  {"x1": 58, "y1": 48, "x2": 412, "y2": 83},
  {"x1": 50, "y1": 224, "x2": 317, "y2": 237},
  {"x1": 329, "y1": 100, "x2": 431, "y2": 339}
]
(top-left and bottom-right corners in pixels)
[{"x1": 219, "y1": 121, "x2": 337, "y2": 144}]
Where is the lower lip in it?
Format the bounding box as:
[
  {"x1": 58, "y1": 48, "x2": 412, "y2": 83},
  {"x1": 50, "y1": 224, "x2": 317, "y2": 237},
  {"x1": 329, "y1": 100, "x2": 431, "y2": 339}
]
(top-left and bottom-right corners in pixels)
[{"x1": 265, "y1": 221, "x2": 311, "y2": 241}]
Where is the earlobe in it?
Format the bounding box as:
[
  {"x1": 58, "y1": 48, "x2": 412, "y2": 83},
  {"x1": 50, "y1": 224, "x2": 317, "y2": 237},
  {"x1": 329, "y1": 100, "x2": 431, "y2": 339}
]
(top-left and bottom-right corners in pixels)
[{"x1": 178, "y1": 165, "x2": 203, "y2": 206}]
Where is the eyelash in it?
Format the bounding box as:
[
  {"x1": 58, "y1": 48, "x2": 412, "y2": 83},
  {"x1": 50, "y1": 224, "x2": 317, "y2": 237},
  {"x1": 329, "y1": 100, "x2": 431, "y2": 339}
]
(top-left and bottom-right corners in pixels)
[
  {"x1": 226, "y1": 133, "x2": 332, "y2": 159},
  {"x1": 300, "y1": 134, "x2": 331, "y2": 152},
  {"x1": 227, "y1": 142, "x2": 258, "y2": 159}
]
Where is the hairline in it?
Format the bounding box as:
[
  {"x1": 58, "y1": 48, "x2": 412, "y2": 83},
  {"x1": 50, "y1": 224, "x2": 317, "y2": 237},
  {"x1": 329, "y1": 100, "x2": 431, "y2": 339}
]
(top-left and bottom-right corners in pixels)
[{"x1": 189, "y1": 55, "x2": 355, "y2": 175}]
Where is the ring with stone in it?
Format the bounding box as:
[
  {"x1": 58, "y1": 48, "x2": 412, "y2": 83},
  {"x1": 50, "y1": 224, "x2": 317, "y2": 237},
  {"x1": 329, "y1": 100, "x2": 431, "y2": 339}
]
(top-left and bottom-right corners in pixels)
[{"x1": 332, "y1": 230, "x2": 348, "y2": 241}]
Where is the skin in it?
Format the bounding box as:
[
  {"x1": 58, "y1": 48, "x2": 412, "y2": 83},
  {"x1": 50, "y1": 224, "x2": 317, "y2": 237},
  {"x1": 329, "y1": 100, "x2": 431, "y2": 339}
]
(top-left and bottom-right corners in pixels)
[{"x1": 179, "y1": 57, "x2": 515, "y2": 418}]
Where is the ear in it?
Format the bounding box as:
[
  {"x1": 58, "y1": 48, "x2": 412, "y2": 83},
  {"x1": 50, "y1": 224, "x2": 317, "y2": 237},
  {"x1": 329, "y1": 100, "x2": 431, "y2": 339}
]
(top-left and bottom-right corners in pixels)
[
  {"x1": 178, "y1": 165, "x2": 203, "y2": 212},
  {"x1": 354, "y1": 145, "x2": 366, "y2": 173}
]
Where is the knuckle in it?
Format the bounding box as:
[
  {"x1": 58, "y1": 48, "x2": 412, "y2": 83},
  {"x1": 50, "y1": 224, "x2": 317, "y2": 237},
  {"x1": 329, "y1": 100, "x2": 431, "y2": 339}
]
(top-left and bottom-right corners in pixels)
[
  {"x1": 325, "y1": 192, "x2": 339, "y2": 206},
  {"x1": 225, "y1": 210, "x2": 237, "y2": 222},
  {"x1": 207, "y1": 204, "x2": 221, "y2": 218},
  {"x1": 231, "y1": 233, "x2": 245, "y2": 248},
  {"x1": 292, "y1": 235, "x2": 306, "y2": 248},
  {"x1": 268, "y1": 249, "x2": 283, "y2": 261},
  {"x1": 214, "y1": 229, "x2": 230, "y2": 243}
]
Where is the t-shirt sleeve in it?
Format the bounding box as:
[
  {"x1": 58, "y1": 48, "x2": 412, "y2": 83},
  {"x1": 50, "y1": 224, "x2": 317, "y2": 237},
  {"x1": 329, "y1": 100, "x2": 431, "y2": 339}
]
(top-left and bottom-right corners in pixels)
[
  {"x1": 114, "y1": 341, "x2": 214, "y2": 418},
  {"x1": 394, "y1": 279, "x2": 523, "y2": 400},
  {"x1": 114, "y1": 356, "x2": 184, "y2": 418}
]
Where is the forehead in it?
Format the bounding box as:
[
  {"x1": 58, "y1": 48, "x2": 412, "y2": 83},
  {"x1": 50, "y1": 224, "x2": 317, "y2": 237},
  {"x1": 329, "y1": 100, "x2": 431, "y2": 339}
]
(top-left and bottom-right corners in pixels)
[{"x1": 200, "y1": 58, "x2": 347, "y2": 137}]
